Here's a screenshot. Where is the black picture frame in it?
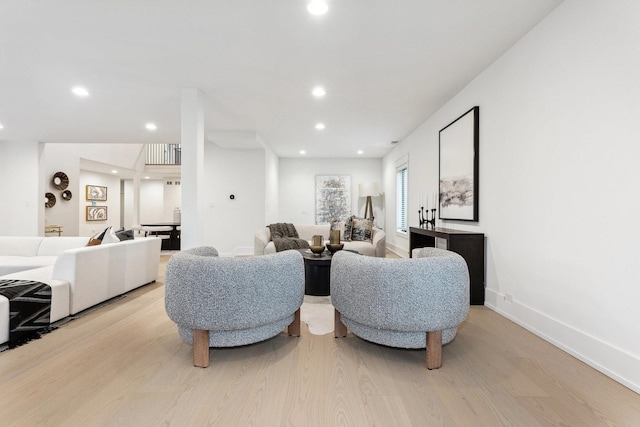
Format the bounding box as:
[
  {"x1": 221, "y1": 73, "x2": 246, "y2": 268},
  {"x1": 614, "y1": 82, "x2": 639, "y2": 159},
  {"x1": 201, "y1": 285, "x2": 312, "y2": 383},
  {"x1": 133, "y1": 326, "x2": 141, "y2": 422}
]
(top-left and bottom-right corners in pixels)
[{"x1": 439, "y1": 106, "x2": 479, "y2": 221}]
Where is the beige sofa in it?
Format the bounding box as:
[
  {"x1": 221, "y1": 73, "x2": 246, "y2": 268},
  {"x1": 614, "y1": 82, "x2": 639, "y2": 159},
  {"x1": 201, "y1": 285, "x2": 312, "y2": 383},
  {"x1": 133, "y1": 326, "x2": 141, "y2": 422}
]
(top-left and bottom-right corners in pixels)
[{"x1": 254, "y1": 224, "x2": 386, "y2": 257}]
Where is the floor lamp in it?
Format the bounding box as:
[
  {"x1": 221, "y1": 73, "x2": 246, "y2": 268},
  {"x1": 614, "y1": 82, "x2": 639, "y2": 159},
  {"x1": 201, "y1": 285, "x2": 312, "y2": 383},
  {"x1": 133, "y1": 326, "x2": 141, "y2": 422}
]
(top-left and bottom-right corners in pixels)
[{"x1": 359, "y1": 182, "x2": 381, "y2": 223}]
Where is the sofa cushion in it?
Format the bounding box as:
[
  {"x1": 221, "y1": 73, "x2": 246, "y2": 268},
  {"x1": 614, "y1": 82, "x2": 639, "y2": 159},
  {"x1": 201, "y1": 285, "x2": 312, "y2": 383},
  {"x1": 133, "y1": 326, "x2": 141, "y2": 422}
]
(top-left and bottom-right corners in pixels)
[
  {"x1": 0, "y1": 256, "x2": 59, "y2": 276},
  {"x1": 331, "y1": 217, "x2": 353, "y2": 242},
  {"x1": 37, "y1": 236, "x2": 91, "y2": 256},
  {"x1": 342, "y1": 241, "x2": 375, "y2": 257},
  {"x1": 0, "y1": 237, "x2": 44, "y2": 257},
  {"x1": 351, "y1": 217, "x2": 373, "y2": 242}
]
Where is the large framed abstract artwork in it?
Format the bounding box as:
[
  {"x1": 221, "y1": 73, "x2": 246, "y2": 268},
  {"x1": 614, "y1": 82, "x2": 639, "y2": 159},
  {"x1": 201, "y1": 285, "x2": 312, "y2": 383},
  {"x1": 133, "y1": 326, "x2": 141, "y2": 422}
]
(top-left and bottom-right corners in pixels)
[
  {"x1": 315, "y1": 175, "x2": 351, "y2": 225},
  {"x1": 439, "y1": 106, "x2": 479, "y2": 221}
]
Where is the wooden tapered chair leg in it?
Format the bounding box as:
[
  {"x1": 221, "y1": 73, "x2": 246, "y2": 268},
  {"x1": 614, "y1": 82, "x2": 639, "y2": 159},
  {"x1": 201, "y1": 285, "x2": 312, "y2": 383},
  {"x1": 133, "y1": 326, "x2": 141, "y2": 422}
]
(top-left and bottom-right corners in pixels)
[
  {"x1": 426, "y1": 330, "x2": 442, "y2": 369},
  {"x1": 288, "y1": 308, "x2": 301, "y2": 336},
  {"x1": 334, "y1": 309, "x2": 347, "y2": 338},
  {"x1": 193, "y1": 329, "x2": 210, "y2": 368}
]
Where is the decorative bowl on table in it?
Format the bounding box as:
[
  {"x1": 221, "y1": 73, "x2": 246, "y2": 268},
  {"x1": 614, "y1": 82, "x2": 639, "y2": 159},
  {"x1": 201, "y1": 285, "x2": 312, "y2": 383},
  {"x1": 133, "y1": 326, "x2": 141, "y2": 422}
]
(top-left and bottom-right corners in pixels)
[
  {"x1": 326, "y1": 243, "x2": 344, "y2": 253},
  {"x1": 309, "y1": 245, "x2": 325, "y2": 255}
]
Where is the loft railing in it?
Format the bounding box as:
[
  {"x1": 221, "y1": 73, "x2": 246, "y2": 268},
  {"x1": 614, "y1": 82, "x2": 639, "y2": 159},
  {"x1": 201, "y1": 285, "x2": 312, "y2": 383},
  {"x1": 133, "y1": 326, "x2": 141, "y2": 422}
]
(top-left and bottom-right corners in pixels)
[{"x1": 146, "y1": 143, "x2": 181, "y2": 165}]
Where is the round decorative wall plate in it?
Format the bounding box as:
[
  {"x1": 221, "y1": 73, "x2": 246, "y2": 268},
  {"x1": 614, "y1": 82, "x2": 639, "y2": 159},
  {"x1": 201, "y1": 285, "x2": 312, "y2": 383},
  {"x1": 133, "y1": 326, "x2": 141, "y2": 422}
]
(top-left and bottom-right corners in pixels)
[
  {"x1": 61, "y1": 190, "x2": 72, "y2": 201},
  {"x1": 45, "y1": 192, "x2": 56, "y2": 208},
  {"x1": 52, "y1": 171, "x2": 69, "y2": 190}
]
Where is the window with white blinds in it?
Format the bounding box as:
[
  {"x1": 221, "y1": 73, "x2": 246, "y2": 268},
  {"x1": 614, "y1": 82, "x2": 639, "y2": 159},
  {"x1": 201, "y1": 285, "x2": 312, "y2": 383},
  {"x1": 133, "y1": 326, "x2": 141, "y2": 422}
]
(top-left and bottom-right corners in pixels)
[{"x1": 396, "y1": 164, "x2": 408, "y2": 234}]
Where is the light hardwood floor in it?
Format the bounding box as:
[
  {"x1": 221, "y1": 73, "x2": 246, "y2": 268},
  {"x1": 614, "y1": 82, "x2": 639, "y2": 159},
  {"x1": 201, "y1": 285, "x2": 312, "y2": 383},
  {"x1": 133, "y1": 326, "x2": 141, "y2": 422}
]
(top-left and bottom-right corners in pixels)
[{"x1": 1, "y1": 254, "x2": 639, "y2": 426}]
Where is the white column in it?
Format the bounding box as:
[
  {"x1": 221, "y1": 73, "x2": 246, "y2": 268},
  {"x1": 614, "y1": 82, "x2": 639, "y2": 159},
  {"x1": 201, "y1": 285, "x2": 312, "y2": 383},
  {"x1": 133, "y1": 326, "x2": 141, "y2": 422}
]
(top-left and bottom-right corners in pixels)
[
  {"x1": 180, "y1": 89, "x2": 205, "y2": 250},
  {"x1": 132, "y1": 145, "x2": 145, "y2": 226}
]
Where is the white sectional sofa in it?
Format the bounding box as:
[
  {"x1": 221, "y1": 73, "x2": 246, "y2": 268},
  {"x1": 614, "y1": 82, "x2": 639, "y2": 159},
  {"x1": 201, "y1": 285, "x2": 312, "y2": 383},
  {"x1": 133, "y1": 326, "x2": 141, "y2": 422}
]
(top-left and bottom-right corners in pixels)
[
  {"x1": 0, "y1": 236, "x2": 162, "y2": 345},
  {"x1": 0, "y1": 236, "x2": 89, "y2": 276},
  {"x1": 254, "y1": 224, "x2": 386, "y2": 257}
]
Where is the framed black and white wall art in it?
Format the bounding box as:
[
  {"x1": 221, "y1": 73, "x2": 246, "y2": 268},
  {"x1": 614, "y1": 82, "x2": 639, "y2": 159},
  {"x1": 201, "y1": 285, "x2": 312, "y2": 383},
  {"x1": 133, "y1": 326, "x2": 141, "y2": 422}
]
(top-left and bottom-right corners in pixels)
[
  {"x1": 86, "y1": 206, "x2": 107, "y2": 221},
  {"x1": 315, "y1": 175, "x2": 351, "y2": 225},
  {"x1": 439, "y1": 106, "x2": 479, "y2": 221},
  {"x1": 86, "y1": 185, "x2": 107, "y2": 201}
]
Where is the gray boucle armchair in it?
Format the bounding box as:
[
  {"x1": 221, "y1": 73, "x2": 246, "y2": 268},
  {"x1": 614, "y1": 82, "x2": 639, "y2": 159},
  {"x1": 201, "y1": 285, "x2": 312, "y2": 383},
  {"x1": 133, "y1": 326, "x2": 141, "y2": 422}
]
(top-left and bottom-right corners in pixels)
[
  {"x1": 331, "y1": 247, "x2": 469, "y2": 369},
  {"x1": 165, "y1": 247, "x2": 305, "y2": 367}
]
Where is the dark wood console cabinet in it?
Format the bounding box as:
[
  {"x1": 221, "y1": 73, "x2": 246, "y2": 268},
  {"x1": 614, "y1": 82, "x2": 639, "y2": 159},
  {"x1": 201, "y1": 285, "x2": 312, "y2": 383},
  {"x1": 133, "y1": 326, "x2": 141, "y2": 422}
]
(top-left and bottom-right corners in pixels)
[{"x1": 409, "y1": 227, "x2": 485, "y2": 305}]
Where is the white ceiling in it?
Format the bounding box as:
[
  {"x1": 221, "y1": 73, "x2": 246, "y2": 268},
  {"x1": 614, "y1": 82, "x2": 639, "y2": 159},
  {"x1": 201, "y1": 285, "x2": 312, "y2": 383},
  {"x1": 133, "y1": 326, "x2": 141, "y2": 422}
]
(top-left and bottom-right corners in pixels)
[{"x1": 0, "y1": 0, "x2": 563, "y2": 158}]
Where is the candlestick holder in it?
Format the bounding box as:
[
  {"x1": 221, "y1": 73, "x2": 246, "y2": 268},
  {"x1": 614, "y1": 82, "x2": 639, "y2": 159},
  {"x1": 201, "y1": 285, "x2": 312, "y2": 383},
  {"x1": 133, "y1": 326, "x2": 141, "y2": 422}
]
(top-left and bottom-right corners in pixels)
[
  {"x1": 427, "y1": 208, "x2": 436, "y2": 228},
  {"x1": 419, "y1": 207, "x2": 437, "y2": 228},
  {"x1": 418, "y1": 207, "x2": 426, "y2": 227}
]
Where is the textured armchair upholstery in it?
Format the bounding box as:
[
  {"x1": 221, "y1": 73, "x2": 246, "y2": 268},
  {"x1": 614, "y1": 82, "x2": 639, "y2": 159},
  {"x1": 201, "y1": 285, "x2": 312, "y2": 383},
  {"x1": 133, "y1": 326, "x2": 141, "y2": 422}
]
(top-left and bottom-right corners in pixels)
[
  {"x1": 165, "y1": 247, "x2": 305, "y2": 367},
  {"x1": 331, "y1": 247, "x2": 469, "y2": 369}
]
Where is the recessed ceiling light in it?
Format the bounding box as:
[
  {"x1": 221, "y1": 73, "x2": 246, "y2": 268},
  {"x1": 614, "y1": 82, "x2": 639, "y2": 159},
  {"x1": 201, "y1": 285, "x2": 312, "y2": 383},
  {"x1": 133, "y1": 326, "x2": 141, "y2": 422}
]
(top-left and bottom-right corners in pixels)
[
  {"x1": 71, "y1": 86, "x2": 90, "y2": 97},
  {"x1": 144, "y1": 176, "x2": 150, "y2": 179},
  {"x1": 300, "y1": 150, "x2": 306, "y2": 155},
  {"x1": 315, "y1": 123, "x2": 326, "y2": 130},
  {"x1": 312, "y1": 86, "x2": 326, "y2": 97},
  {"x1": 111, "y1": 170, "x2": 118, "y2": 174},
  {"x1": 0, "y1": 123, "x2": 4, "y2": 129},
  {"x1": 357, "y1": 150, "x2": 364, "y2": 155},
  {"x1": 145, "y1": 123, "x2": 157, "y2": 131},
  {"x1": 307, "y1": 1, "x2": 328, "y2": 16}
]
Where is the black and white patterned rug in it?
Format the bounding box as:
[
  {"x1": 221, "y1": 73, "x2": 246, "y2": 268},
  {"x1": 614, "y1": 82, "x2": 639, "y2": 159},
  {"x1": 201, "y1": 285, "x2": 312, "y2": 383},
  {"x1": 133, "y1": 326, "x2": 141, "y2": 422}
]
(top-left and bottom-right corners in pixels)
[{"x1": 0, "y1": 279, "x2": 52, "y2": 348}]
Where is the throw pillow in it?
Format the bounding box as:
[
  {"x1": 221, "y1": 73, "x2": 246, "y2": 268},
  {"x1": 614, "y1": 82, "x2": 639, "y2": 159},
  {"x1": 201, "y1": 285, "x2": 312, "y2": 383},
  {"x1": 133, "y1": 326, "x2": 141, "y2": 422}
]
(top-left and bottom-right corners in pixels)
[
  {"x1": 331, "y1": 217, "x2": 353, "y2": 242},
  {"x1": 86, "y1": 229, "x2": 104, "y2": 246},
  {"x1": 115, "y1": 229, "x2": 134, "y2": 241},
  {"x1": 96, "y1": 228, "x2": 109, "y2": 240},
  {"x1": 86, "y1": 238, "x2": 102, "y2": 246},
  {"x1": 101, "y1": 227, "x2": 121, "y2": 244},
  {"x1": 351, "y1": 217, "x2": 373, "y2": 242}
]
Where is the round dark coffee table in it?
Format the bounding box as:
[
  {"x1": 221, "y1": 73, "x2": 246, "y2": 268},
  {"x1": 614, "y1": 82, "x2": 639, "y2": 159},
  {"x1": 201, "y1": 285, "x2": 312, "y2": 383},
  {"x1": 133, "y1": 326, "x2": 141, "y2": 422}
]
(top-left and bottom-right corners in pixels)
[{"x1": 297, "y1": 249, "x2": 332, "y2": 296}]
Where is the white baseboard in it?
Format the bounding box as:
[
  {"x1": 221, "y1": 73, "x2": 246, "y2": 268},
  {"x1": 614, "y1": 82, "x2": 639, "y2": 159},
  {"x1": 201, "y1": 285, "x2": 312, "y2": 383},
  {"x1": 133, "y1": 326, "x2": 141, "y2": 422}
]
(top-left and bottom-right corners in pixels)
[
  {"x1": 220, "y1": 246, "x2": 254, "y2": 258},
  {"x1": 385, "y1": 243, "x2": 408, "y2": 258},
  {"x1": 485, "y1": 288, "x2": 640, "y2": 394}
]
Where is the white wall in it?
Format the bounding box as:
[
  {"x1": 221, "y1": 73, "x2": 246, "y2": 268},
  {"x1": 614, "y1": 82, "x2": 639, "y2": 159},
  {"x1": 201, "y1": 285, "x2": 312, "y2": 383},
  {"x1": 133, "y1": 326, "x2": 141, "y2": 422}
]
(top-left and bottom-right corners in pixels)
[
  {"x1": 0, "y1": 141, "x2": 43, "y2": 236},
  {"x1": 279, "y1": 158, "x2": 384, "y2": 228},
  {"x1": 78, "y1": 170, "x2": 121, "y2": 237},
  {"x1": 264, "y1": 146, "x2": 279, "y2": 225},
  {"x1": 42, "y1": 144, "x2": 81, "y2": 236},
  {"x1": 201, "y1": 144, "x2": 266, "y2": 256},
  {"x1": 383, "y1": 0, "x2": 640, "y2": 392},
  {"x1": 122, "y1": 179, "x2": 181, "y2": 227}
]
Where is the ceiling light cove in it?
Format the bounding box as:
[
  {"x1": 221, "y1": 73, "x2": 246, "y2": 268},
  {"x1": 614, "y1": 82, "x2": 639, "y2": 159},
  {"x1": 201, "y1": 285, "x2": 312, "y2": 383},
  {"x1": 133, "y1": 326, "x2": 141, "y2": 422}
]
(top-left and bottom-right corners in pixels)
[
  {"x1": 315, "y1": 122, "x2": 326, "y2": 130},
  {"x1": 145, "y1": 123, "x2": 158, "y2": 131},
  {"x1": 71, "y1": 86, "x2": 90, "y2": 97},
  {"x1": 312, "y1": 86, "x2": 326, "y2": 98},
  {"x1": 307, "y1": 1, "x2": 328, "y2": 16}
]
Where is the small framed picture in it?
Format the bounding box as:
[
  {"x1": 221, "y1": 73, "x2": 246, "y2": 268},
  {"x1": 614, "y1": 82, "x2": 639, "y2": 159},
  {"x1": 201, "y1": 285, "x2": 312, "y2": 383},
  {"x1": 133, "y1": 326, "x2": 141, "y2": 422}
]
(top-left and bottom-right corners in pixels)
[
  {"x1": 86, "y1": 206, "x2": 107, "y2": 221},
  {"x1": 86, "y1": 185, "x2": 107, "y2": 201}
]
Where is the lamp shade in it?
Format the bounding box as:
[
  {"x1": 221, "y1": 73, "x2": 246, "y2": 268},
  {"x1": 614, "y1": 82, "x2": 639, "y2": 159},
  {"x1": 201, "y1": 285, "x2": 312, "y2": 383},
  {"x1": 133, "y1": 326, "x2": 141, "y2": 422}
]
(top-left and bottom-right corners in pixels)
[{"x1": 359, "y1": 182, "x2": 381, "y2": 198}]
